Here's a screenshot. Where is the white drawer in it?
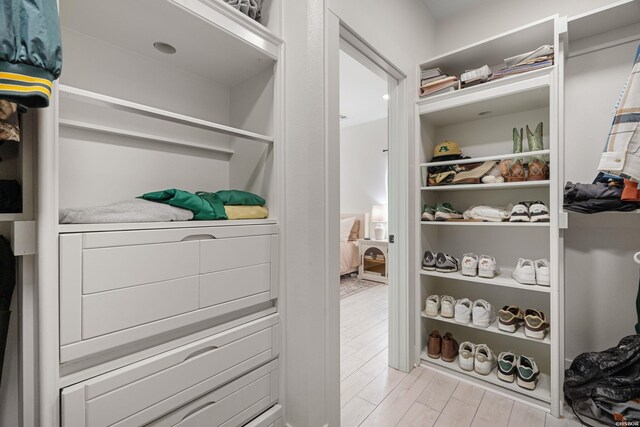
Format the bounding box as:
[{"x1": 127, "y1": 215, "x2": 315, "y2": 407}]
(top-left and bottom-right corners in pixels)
[
  {"x1": 61, "y1": 315, "x2": 279, "y2": 427},
  {"x1": 244, "y1": 404, "x2": 283, "y2": 427},
  {"x1": 59, "y1": 225, "x2": 279, "y2": 363},
  {"x1": 146, "y1": 363, "x2": 278, "y2": 427}
]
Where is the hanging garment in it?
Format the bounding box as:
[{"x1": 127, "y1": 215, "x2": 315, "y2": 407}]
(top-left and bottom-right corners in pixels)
[
  {"x1": 0, "y1": 236, "x2": 15, "y2": 388},
  {"x1": 598, "y1": 44, "x2": 640, "y2": 181},
  {"x1": 563, "y1": 182, "x2": 639, "y2": 214},
  {"x1": 0, "y1": 0, "x2": 62, "y2": 108},
  {"x1": 0, "y1": 101, "x2": 20, "y2": 142}
]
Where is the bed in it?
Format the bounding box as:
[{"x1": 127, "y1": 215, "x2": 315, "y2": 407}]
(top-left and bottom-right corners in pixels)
[{"x1": 340, "y1": 213, "x2": 367, "y2": 275}]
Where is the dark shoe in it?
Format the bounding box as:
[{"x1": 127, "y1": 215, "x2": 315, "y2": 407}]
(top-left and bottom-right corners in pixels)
[
  {"x1": 497, "y1": 351, "x2": 517, "y2": 383},
  {"x1": 427, "y1": 330, "x2": 442, "y2": 359},
  {"x1": 441, "y1": 332, "x2": 459, "y2": 362},
  {"x1": 435, "y1": 253, "x2": 459, "y2": 273},
  {"x1": 422, "y1": 251, "x2": 436, "y2": 271}
]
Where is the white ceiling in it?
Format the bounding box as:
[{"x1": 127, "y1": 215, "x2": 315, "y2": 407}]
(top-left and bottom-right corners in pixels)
[
  {"x1": 339, "y1": 51, "x2": 388, "y2": 128},
  {"x1": 420, "y1": 0, "x2": 490, "y2": 20}
]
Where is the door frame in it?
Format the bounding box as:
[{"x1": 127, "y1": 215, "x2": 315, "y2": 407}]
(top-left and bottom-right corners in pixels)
[{"x1": 325, "y1": 13, "x2": 410, "y2": 401}]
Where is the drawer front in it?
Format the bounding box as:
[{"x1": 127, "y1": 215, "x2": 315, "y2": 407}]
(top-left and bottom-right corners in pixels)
[
  {"x1": 200, "y1": 263, "x2": 271, "y2": 308},
  {"x1": 60, "y1": 229, "x2": 278, "y2": 363},
  {"x1": 200, "y1": 235, "x2": 271, "y2": 273},
  {"x1": 83, "y1": 241, "x2": 199, "y2": 294},
  {"x1": 82, "y1": 277, "x2": 199, "y2": 339},
  {"x1": 147, "y1": 366, "x2": 277, "y2": 427},
  {"x1": 244, "y1": 404, "x2": 283, "y2": 427},
  {"x1": 61, "y1": 315, "x2": 279, "y2": 427}
]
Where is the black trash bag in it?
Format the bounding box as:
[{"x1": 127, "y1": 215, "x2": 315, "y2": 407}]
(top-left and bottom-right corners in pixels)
[
  {"x1": 565, "y1": 335, "x2": 640, "y2": 425},
  {"x1": 0, "y1": 236, "x2": 15, "y2": 388}
]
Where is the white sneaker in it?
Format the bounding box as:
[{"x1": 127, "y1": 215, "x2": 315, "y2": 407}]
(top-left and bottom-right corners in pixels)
[
  {"x1": 529, "y1": 201, "x2": 550, "y2": 223},
  {"x1": 458, "y1": 341, "x2": 476, "y2": 371},
  {"x1": 474, "y1": 344, "x2": 497, "y2": 375},
  {"x1": 512, "y1": 258, "x2": 536, "y2": 285},
  {"x1": 509, "y1": 202, "x2": 530, "y2": 222},
  {"x1": 423, "y1": 295, "x2": 440, "y2": 317},
  {"x1": 440, "y1": 295, "x2": 456, "y2": 318},
  {"x1": 478, "y1": 255, "x2": 499, "y2": 278},
  {"x1": 534, "y1": 259, "x2": 550, "y2": 286},
  {"x1": 471, "y1": 299, "x2": 496, "y2": 328},
  {"x1": 454, "y1": 298, "x2": 472, "y2": 324},
  {"x1": 461, "y1": 253, "x2": 478, "y2": 277}
]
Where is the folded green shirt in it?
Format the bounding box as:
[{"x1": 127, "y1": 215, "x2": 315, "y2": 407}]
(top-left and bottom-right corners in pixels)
[
  {"x1": 214, "y1": 190, "x2": 266, "y2": 206},
  {"x1": 141, "y1": 189, "x2": 227, "y2": 220}
]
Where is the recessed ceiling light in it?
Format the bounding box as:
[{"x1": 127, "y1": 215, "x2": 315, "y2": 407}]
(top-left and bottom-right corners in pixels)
[
  {"x1": 478, "y1": 110, "x2": 492, "y2": 116},
  {"x1": 153, "y1": 42, "x2": 176, "y2": 54},
  {"x1": 382, "y1": 94, "x2": 389, "y2": 100}
]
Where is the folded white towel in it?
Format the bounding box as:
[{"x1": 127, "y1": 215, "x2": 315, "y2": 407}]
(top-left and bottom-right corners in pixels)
[
  {"x1": 59, "y1": 199, "x2": 194, "y2": 224},
  {"x1": 463, "y1": 205, "x2": 512, "y2": 222}
]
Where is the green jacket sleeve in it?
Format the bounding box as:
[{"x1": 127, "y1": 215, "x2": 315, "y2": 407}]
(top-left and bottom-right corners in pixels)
[{"x1": 0, "y1": 0, "x2": 62, "y2": 108}]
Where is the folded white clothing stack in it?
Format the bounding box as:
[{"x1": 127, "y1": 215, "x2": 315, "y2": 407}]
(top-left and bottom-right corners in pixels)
[{"x1": 463, "y1": 205, "x2": 512, "y2": 222}]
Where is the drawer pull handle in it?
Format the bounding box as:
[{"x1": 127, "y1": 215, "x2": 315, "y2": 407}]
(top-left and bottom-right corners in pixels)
[
  {"x1": 181, "y1": 234, "x2": 217, "y2": 241},
  {"x1": 183, "y1": 345, "x2": 219, "y2": 362},
  {"x1": 180, "y1": 400, "x2": 217, "y2": 422}
]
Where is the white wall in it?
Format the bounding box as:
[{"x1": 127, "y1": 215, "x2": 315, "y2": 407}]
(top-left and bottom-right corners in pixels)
[
  {"x1": 433, "y1": 0, "x2": 618, "y2": 55},
  {"x1": 282, "y1": 0, "x2": 436, "y2": 425},
  {"x1": 340, "y1": 119, "x2": 388, "y2": 217}
]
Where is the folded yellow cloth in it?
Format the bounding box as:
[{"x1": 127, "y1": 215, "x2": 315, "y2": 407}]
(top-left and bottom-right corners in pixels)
[{"x1": 224, "y1": 205, "x2": 269, "y2": 220}]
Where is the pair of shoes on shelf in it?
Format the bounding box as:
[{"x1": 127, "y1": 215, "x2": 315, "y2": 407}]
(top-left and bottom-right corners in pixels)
[
  {"x1": 499, "y1": 306, "x2": 550, "y2": 339},
  {"x1": 461, "y1": 253, "x2": 499, "y2": 278},
  {"x1": 501, "y1": 123, "x2": 549, "y2": 182},
  {"x1": 498, "y1": 352, "x2": 540, "y2": 390},
  {"x1": 454, "y1": 298, "x2": 496, "y2": 328},
  {"x1": 509, "y1": 201, "x2": 550, "y2": 222},
  {"x1": 426, "y1": 330, "x2": 459, "y2": 362},
  {"x1": 459, "y1": 342, "x2": 497, "y2": 375},
  {"x1": 421, "y1": 202, "x2": 463, "y2": 221},
  {"x1": 512, "y1": 258, "x2": 550, "y2": 286},
  {"x1": 422, "y1": 251, "x2": 460, "y2": 273},
  {"x1": 422, "y1": 295, "x2": 455, "y2": 318}
]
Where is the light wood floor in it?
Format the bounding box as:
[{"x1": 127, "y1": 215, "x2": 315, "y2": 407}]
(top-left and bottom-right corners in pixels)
[{"x1": 340, "y1": 284, "x2": 586, "y2": 427}]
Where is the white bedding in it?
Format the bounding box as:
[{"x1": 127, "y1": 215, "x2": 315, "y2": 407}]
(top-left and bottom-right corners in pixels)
[{"x1": 340, "y1": 241, "x2": 360, "y2": 275}]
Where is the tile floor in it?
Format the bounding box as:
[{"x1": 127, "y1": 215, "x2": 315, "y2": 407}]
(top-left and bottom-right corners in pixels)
[{"x1": 339, "y1": 284, "x2": 589, "y2": 427}]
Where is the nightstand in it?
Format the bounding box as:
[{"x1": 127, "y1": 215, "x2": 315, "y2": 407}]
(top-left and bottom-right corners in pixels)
[{"x1": 358, "y1": 239, "x2": 388, "y2": 284}]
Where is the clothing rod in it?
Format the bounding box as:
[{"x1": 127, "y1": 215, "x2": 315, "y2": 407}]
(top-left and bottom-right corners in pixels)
[{"x1": 569, "y1": 34, "x2": 640, "y2": 59}]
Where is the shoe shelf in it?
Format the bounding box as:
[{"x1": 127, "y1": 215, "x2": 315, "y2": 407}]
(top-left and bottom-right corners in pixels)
[
  {"x1": 420, "y1": 221, "x2": 550, "y2": 227},
  {"x1": 419, "y1": 149, "x2": 550, "y2": 168},
  {"x1": 420, "y1": 180, "x2": 550, "y2": 192},
  {"x1": 420, "y1": 269, "x2": 551, "y2": 294},
  {"x1": 420, "y1": 312, "x2": 551, "y2": 345},
  {"x1": 420, "y1": 352, "x2": 551, "y2": 405}
]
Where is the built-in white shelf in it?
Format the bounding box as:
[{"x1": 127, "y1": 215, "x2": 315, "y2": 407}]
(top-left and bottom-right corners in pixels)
[
  {"x1": 420, "y1": 150, "x2": 550, "y2": 168},
  {"x1": 420, "y1": 312, "x2": 551, "y2": 345},
  {"x1": 58, "y1": 218, "x2": 278, "y2": 234},
  {"x1": 418, "y1": 69, "x2": 552, "y2": 126},
  {"x1": 567, "y1": 0, "x2": 640, "y2": 46},
  {"x1": 421, "y1": 352, "x2": 551, "y2": 405},
  {"x1": 58, "y1": 85, "x2": 274, "y2": 143},
  {"x1": 420, "y1": 269, "x2": 551, "y2": 294},
  {"x1": 421, "y1": 180, "x2": 550, "y2": 192},
  {"x1": 59, "y1": 119, "x2": 235, "y2": 155},
  {"x1": 420, "y1": 221, "x2": 549, "y2": 227}
]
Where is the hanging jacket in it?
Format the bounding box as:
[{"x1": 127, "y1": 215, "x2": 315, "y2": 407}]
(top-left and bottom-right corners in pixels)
[
  {"x1": 0, "y1": 0, "x2": 62, "y2": 108},
  {"x1": 598, "y1": 44, "x2": 640, "y2": 182}
]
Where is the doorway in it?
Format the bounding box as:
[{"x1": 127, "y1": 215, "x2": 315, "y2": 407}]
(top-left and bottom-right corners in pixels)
[
  {"x1": 327, "y1": 14, "x2": 411, "y2": 424},
  {"x1": 338, "y1": 46, "x2": 391, "y2": 387}
]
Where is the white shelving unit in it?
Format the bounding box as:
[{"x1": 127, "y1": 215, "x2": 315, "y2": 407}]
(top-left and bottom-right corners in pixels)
[
  {"x1": 34, "y1": 0, "x2": 286, "y2": 426},
  {"x1": 415, "y1": 15, "x2": 563, "y2": 416}
]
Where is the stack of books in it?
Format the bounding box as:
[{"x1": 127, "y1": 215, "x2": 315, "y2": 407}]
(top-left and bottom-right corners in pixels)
[
  {"x1": 419, "y1": 68, "x2": 459, "y2": 97},
  {"x1": 491, "y1": 45, "x2": 554, "y2": 81},
  {"x1": 460, "y1": 65, "x2": 492, "y2": 88}
]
